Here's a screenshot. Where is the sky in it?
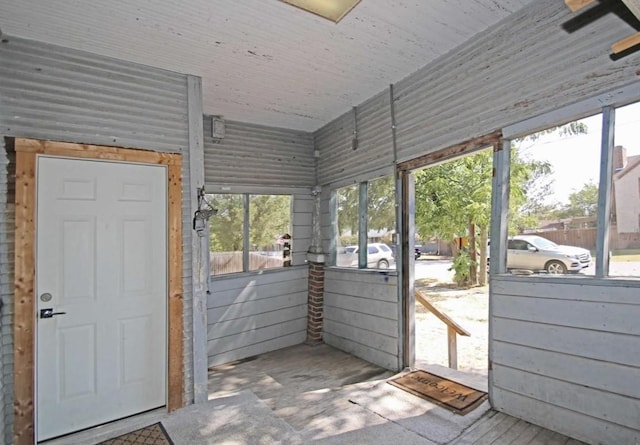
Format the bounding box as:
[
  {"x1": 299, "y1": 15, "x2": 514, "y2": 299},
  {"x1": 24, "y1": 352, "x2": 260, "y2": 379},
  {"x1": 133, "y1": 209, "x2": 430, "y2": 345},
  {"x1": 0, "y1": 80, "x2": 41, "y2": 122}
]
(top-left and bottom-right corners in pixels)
[{"x1": 518, "y1": 101, "x2": 640, "y2": 206}]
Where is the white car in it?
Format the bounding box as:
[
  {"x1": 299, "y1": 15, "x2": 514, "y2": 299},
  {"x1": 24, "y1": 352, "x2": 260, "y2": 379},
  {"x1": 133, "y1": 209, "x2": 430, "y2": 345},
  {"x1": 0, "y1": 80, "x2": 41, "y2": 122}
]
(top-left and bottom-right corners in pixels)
[
  {"x1": 491, "y1": 235, "x2": 591, "y2": 274},
  {"x1": 344, "y1": 243, "x2": 395, "y2": 269}
]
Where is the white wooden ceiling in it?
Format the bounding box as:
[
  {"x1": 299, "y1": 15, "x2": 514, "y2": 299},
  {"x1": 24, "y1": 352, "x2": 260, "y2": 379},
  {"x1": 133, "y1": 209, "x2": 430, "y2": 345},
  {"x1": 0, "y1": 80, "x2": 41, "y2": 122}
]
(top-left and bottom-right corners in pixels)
[{"x1": 0, "y1": 0, "x2": 534, "y2": 131}]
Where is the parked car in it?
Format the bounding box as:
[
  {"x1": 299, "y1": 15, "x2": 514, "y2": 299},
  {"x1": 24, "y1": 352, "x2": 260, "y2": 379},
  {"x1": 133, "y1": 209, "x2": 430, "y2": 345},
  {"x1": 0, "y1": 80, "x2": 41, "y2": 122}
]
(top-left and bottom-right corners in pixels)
[
  {"x1": 344, "y1": 243, "x2": 395, "y2": 269},
  {"x1": 488, "y1": 235, "x2": 591, "y2": 274}
]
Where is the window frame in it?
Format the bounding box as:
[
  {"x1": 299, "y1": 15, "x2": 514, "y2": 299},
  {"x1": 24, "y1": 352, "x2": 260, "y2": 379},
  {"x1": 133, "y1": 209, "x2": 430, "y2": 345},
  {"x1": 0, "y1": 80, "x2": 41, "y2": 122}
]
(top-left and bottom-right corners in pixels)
[
  {"x1": 207, "y1": 191, "x2": 293, "y2": 276},
  {"x1": 499, "y1": 87, "x2": 640, "y2": 280},
  {"x1": 331, "y1": 172, "x2": 397, "y2": 270}
]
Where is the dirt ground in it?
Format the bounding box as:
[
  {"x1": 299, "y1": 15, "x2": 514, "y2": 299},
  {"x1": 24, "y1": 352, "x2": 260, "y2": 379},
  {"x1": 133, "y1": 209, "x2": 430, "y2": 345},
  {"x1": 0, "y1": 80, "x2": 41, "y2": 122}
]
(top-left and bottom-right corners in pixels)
[{"x1": 415, "y1": 277, "x2": 489, "y2": 377}]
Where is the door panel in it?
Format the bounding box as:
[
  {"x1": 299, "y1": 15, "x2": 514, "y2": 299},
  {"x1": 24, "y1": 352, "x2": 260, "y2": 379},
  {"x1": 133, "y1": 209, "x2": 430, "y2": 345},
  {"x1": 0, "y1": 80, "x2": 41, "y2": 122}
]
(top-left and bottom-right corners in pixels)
[{"x1": 36, "y1": 156, "x2": 167, "y2": 441}]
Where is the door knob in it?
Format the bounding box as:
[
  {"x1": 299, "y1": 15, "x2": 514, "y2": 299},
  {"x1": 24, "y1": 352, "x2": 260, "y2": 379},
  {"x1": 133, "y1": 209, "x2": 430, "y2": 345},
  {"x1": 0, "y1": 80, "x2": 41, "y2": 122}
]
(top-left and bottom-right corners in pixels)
[{"x1": 40, "y1": 308, "x2": 67, "y2": 319}]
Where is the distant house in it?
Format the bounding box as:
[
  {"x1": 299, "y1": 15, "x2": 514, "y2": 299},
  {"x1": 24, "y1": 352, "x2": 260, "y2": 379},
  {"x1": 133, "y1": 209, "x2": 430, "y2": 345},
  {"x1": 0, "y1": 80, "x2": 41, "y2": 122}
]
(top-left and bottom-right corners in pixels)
[{"x1": 612, "y1": 146, "x2": 640, "y2": 234}]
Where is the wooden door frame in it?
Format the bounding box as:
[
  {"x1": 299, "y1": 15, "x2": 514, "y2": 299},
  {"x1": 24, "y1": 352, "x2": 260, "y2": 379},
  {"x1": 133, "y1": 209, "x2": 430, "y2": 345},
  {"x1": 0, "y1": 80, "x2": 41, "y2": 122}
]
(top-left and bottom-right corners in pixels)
[
  {"x1": 13, "y1": 138, "x2": 184, "y2": 445},
  {"x1": 395, "y1": 130, "x2": 502, "y2": 369}
]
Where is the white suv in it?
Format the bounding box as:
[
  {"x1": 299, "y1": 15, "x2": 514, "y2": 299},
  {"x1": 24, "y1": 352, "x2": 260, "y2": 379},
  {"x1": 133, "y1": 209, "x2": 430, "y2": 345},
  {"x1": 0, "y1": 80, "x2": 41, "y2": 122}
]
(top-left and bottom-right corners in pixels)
[
  {"x1": 490, "y1": 235, "x2": 591, "y2": 274},
  {"x1": 343, "y1": 243, "x2": 395, "y2": 269}
]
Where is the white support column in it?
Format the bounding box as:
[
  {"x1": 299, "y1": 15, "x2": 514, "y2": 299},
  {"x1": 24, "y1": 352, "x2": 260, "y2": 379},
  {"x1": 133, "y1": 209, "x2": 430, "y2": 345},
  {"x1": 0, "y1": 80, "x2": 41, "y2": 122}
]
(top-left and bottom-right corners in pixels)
[
  {"x1": 358, "y1": 182, "x2": 368, "y2": 268},
  {"x1": 596, "y1": 106, "x2": 615, "y2": 278},
  {"x1": 490, "y1": 139, "x2": 511, "y2": 275},
  {"x1": 187, "y1": 75, "x2": 208, "y2": 404},
  {"x1": 488, "y1": 137, "x2": 510, "y2": 405}
]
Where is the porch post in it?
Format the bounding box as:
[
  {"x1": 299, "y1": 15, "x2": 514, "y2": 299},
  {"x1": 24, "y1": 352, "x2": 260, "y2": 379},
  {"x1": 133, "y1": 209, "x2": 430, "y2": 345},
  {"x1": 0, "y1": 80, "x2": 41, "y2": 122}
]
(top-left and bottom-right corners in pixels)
[{"x1": 306, "y1": 186, "x2": 325, "y2": 344}]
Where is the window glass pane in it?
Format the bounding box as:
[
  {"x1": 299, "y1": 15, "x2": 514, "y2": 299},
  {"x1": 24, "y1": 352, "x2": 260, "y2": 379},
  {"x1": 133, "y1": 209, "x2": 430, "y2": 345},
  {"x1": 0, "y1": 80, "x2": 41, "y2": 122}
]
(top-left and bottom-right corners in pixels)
[
  {"x1": 610, "y1": 101, "x2": 640, "y2": 277},
  {"x1": 367, "y1": 176, "x2": 395, "y2": 269},
  {"x1": 249, "y1": 195, "x2": 292, "y2": 271},
  {"x1": 208, "y1": 194, "x2": 244, "y2": 275},
  {"x1": 336, "y1": 184, "x2": 359, "y2": 267},
  {"x1": 507, "y1": 115, "x2": 601, "y2": 276}
]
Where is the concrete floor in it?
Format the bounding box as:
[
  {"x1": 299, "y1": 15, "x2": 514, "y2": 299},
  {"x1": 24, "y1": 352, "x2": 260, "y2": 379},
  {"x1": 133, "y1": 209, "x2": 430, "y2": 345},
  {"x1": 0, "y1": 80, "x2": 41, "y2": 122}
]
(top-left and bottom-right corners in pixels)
[{"x1": 45, "y1": 343, "x2": 586, "y2": 445}]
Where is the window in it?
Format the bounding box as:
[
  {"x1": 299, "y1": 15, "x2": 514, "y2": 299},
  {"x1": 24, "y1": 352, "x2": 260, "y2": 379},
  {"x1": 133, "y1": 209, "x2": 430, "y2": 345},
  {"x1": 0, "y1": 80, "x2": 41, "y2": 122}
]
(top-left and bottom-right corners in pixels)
[
  {"x1": 506, "y1": 114, "x2": 601, "y2": 276},
  {"x1": 208, "y1": 193, "x2": 292, "y2": 276},
  {"x1": 334, "y1": 175, "x2": 396, "y2": 269},
  {"x1": 609, "y1": 100, "x2": 640, "y2": 278},
  {"x1": 498, "y1": 98, "x2": 640, "y2": 278}
]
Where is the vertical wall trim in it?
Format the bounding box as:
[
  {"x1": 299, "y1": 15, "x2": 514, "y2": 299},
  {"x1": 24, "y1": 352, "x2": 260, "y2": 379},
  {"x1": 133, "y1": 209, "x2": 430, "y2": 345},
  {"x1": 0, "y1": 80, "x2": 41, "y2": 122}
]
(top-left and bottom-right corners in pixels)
[
  {"x1": 186, "y1": 75, "x2": 208, "y2": 404},
  {"x1": 596, "y1": 107, "x2": 615, "y2": 278},
  {"x1": 242, "y1": 194, "x2": 250, "y2": 270},
  {"x1": 389, "y1": 85, "x2": 399, "y2": 164},
  {"x1": 488, "y1": 137, "x2": 510, "y2": 406},
  {"x1": 329, "y1": 191, "x2": 338, "y2": 266},
  {"x1": 400, "y1": 170, "x2": 415, "y2": 369},
  {"x1": 358, "y1": 182, "x2": 368, "y2": 268},
  {"x1": 490, "y1": 139, "x2": 510, "y2": 276}
]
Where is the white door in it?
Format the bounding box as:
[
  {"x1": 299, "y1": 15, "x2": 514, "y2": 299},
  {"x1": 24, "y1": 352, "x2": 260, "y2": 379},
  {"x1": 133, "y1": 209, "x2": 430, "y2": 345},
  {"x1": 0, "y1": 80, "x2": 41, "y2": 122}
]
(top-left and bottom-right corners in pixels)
[{"x1": 36, "y1": 156, "x2": 168, "y2": 441}]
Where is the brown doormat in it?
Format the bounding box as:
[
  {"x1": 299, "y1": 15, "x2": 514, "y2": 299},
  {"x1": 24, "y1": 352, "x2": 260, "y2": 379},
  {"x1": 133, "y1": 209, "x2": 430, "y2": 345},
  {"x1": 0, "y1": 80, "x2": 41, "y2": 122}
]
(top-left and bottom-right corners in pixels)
[
  {"x1": 388, "y1": 370, "x2": 487, "y2": 415},
  {"x1": 98, "y1": 422, "x2": 174, "y2": 445}
]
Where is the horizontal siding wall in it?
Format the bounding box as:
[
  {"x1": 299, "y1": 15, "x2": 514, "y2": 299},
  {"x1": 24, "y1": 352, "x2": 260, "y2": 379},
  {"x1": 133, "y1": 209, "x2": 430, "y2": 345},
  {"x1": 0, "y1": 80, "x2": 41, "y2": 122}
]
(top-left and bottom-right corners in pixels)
[
  {"x1": 316, "y1": 90, "x2": 394, "y2": 185},
  {"x1": 203, "y1": 117, "x2": 315, "y2": 188},
  {"x1": 0, "y1": 35, "x2": 192, "y2": 441},
  {"x1": 393, "y1": 0, "x2": 640, "y2": 162},
  {"x1": 314, "y1": 0, "x2": 640, "y2": 182},
  {"x1": 324, "y1": 269, "x2": 400, "y2": 371},
  {"x1": 490, "y1": 276, "x2": 640, "y2": 445},
  {"x1": 207, "y1": 267, "x2": 308, "y2": 367}
]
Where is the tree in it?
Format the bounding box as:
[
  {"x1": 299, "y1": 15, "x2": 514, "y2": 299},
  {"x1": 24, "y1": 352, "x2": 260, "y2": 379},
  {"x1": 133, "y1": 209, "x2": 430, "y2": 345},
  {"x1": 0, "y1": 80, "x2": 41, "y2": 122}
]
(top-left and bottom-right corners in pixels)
[
  {"x1": 415, "y1": 148, "x2": 553, "y2": 286},
  {"x1": 208, "y1": 194, "x2": 292, "y2": 252},
  {"x1": 554, "y1": 181, "x2": 599, "y2": 219},
  {"x1": 336, "y1": 175, "x2": 396, "y2": 243}
]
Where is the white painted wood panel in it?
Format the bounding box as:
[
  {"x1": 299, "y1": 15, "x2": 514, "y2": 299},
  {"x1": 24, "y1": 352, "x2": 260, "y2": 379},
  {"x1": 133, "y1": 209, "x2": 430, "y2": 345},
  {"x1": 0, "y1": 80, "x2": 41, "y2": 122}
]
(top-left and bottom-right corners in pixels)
[
  {"x1": 492, "y1": 388, "x2": 640, "y2": 445},
  {"x1": 324, "y1": 292, "x2": 398, "y2": 320},
  {"x1": 207, "y1": 267, "x2": 308, "y2": 367},
  {"x1": 323, "y1": 269, "x2": 400, "y2": 371},
  {"x1": 208, "y1": 277, "x2": 308, "y2": 308},
  {"x1": 493, "y1": 317, "x2": 640, "y2": 367},
  {"x1": 493, "y1": 342, "x2": 640, "y2": 399},
  {"x1": 493, "y1": 294, "x2": 640, "y2": 335},
  {"x1": 491, "y1": 277, "x2": 640, "y2": 444},
  {"x1": 325, "y1": 280, "x2": 398, "y2": 302},
  {"x1": 207, "y1": 292, "x2": 306, "y2": 322},
  {"x1": 208, "y1": 305, "x2": 307, "y2": 340},
  {"x1": 491, "y1": 277, "x2": 640, "y2": 303},
  {"x1": 208, "y1": 333, "x2": 306, "y2": 368},
  {"x1": 494, "y1": 365, "x2": 639, "y2": 431},
  {"x1": 324, "y1": 306, "x2": 397, "y2": 338},
  {"x1": 208, "y1": 319, "x2": 306, "y2": 355}
]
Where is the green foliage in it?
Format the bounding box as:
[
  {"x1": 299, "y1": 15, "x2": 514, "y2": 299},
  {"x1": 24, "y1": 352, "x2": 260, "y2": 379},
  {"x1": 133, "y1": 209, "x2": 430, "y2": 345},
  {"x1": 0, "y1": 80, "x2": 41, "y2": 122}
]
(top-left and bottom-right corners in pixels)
[
  {"x1": 336, "y1": 175, "x2": 396, "y2": 239},
  {"x1": 368, "y1": 176, "x2": 396, "y2": 231},
  {"x1": 337, "y1": 184, "x2": 359, "y2": 237},
  {"x1": 208, "y1": 194, "x2": 244, "y2": 252},
  {"x1": 208, "y1": 194, "x2": 292, "y2": 252},
  {"x1": 449, "y1": 250, "x2": 472, "y2": 286},
  {"x1": 551, "y1": 181, "x2": 599, "y2": 220},
  {"x1": 249, "y1": 195, "x2": 292, "y2": 248}
]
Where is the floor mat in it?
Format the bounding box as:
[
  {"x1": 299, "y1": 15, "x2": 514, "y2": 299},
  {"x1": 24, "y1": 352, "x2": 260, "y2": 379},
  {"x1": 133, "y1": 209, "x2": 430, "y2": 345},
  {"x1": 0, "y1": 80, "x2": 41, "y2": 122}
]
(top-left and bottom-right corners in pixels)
[
  {"x1": 98, "y1": 422, "x2": 173, "y2": 445},
  {"x1": 388, "y1": 370, "x2": 487, "y2": 415}
]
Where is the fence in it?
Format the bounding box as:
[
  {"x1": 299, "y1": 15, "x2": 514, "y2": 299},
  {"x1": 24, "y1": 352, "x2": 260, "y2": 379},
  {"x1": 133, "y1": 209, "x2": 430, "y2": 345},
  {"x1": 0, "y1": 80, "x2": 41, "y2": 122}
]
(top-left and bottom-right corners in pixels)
[
  {"x1": 210, "y1": 251, "x2": 285, "y2": 275},
  {"x1": 530, "y1": 226, "x2": 640, "y2": 251}
]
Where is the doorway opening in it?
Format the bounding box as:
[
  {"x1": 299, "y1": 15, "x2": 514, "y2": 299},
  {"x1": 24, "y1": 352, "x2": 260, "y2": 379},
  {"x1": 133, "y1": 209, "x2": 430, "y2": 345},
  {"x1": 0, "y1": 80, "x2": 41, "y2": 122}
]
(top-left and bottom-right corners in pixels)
[{"x1": 398, "y1": 131, "x2": 501, "y2": 384}]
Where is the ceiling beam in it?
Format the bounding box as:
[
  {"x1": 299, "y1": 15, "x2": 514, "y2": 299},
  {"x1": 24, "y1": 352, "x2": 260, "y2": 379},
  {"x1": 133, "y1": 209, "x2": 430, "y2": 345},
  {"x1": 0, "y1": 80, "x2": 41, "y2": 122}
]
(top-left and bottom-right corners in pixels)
[
  {"x1": 611, "y1": 31, "x2": 640, "y2": 54},
  {"x1": 564, "y1": 0, "x2": 596, "y2": 12}
]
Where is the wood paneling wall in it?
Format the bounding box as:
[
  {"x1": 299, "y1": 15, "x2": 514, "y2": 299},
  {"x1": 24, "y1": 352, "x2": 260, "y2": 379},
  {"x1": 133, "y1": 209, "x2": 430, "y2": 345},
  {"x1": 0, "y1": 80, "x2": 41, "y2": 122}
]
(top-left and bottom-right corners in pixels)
[
  {"x1": 207, "y1": 267, "x2": 308, "y2": 367},
  {"x1": 491, "y1": 276, "x2": 640, "y2": 444},
  {"x1": 324, "y1": 269, "x2": 400, "y2": 371}
]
